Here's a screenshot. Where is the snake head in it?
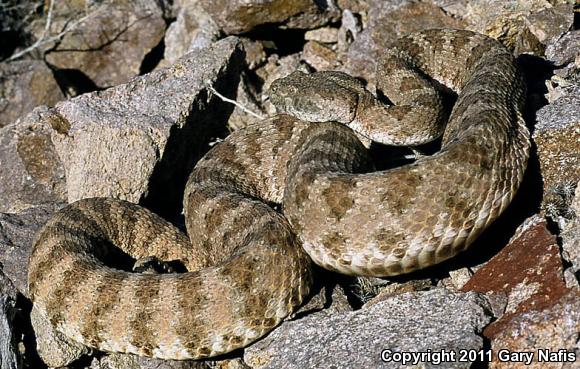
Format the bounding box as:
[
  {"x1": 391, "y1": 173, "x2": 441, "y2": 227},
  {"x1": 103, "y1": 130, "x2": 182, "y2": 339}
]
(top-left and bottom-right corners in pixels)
[{"x1": 269, "y1": 71, "x2": 359, "y2": 124}]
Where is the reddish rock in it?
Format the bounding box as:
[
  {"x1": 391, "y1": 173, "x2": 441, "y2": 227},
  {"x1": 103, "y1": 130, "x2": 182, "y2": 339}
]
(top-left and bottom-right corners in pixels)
[
  {"x1": 489, "y1": 290, "x2": 579, "y2": 369},
  {"x1": 462, "y1": 217, "x2": 572, "y2": 338}
]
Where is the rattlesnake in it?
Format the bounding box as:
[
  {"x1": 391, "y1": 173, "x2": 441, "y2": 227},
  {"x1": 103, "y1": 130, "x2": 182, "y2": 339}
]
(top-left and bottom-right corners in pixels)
[{"x1": 28, "y1": 29, "x2": 530, "y2": 360}]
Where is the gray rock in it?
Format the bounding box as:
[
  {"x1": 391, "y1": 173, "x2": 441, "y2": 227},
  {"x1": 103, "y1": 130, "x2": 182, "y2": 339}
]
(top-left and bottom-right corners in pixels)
[
  {"x1": 88, "y1": 352, "x2": 211, "y2": 369},
  {"x1": 244, "y1": 289, "x2": 492, "y2": 369},
  {"x1": 164, "y1": 2, "x2": 221, "y2": 63},
  {"x1": 337, "y1": 9, "x2": 362, "y2": 57},
  {"x1": 45, "y1": 0, "x2": 166, "y2": 88},
  {"x1": 0, "y1": 204, "x2": 62, "y2": 295},
  {"x1": 226, "y1": 72, "x2": 267, "y2": 131},
  {"x1": 546, "y1": 30, "x2": 580, "y2": 67},
  {"x1": 0, "y1": 270, "x2": 21, "y2": 369},
  {"x1": 560, "y1": 183, "x2": 580, "y2": 287},
  {"x1": 198, "y1": 0, "x2": 339, "y2": 35},
  {"x1": 302, "y1": 41, "x2": 338, "y2": 71},
  {"x1": 48, "y1": 37, "x2": 243, "y2": 214},
  {"x1": 0, "y1": 107, "x2": 67, "y2": 214},
  {"x1": 533, "y1": 85, "x2": 580, "y2": 218},
  {"x1": 0, "y1": 61, "x2": 65, "y2": 129},
  {"x1": 432, "y1": 0, "x2": 573, "y2": 55},
  {"x1": 546, "y1": 30, "x2": 580, "y2": 83}
]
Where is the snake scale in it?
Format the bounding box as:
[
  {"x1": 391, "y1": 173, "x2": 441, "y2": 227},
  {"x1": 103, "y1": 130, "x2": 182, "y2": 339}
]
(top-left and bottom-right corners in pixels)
[{"x1": 28, "y1": 29, "x2": 530, "y2": 360}]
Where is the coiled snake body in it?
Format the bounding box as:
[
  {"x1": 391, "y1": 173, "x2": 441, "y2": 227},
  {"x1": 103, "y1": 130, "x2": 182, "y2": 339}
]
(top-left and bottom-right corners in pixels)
[{"x1": 28, "y1": 29, "x2": 530, "y2": 359}]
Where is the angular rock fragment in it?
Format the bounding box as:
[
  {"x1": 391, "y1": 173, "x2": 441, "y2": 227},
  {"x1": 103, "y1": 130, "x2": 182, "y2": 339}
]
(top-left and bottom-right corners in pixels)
[
  {"x1": 462, "y1": 216, "x2": 572, "y2": 338},
  {"x1": 0, "y1": 204, "x2": 62, "y2": 295},
  {"x1": 244, "y1": 289, "x2": 491, "y2": 369},
  {"x1": 48, "y1": 37, "x2": 243, "y2": 215},
  {"x1": 45, "y1": 0, "x2": 166, "y2": 88},
  {"x1": 199, "y1": 0, "x2": 339, "y2": 35},
  {"x1": 164, "y1": 2, "x2": 221, "y2": 63},
  {"x1": 0, "y1": 270, "x2": 21, "y2": 369},
  {"x1": 533, "y1": 86, "x2": 579, "y2": 217},
  {"x1": 0, "y1": 61, "x2": 65, "y2": 129},
  {"x1": 489, "y1": 290, "x2": 579, "y2": 369},
  {"x1": 0, "y1": 106, "x2": 67, "y2": 214}
]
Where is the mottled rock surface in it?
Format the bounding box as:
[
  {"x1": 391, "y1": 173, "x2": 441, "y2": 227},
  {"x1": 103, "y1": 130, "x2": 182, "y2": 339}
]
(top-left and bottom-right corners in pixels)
[
  {"x1": 0, "y1": 61, "x2": 65, "y2": 129},
  {"x1": 560, "y1": 184, "x2": 580, "y2": 288},
  {"x1": 163, "y1": 2, "x2": 220, "y2": 63},
  {"x1": 433, "y1": 0, "x2": 574, "y2": 55},
  {"x1": 0, "y1": 270, "x2": 20, "y2": 369},
  {"x1": 47, "y1": 37, "x2": 243, "y2": 214},
  {"x1": 45, "y1": 0, "x2": 166, "y2": 88},
  {"x1": 0, "y1": 106, "x2": 67, "y2": 214},
  {"x1": 0, "y1": 204, "x2": 61, "y2": 295},
  {"x1": 244, "y1": 289, "x2": 491, "y2": 369},
  {"x1": 533, "y1": 86, "x2": 579, "y2": 215},
  {"x1": 546, "y1": 30, "x2": 580, "y2": 82},
  {"x1": 199, "y1": 0, "x2": 339, "y2": 34},
  {"x1": 462, "y1": 216, "x2": 571, "y2": 338},
  {"x1": 489, "y1": 290, "x2": 579, "y2": 369}
]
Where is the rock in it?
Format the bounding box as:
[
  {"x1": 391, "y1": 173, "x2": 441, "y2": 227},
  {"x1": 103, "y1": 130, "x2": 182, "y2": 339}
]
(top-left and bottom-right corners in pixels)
[
  {"x1": 89, "y1": 353, "x2": 211, "y2": 369},
  {"x1": 446, "y1": 268, "x2": 475, "y2": 291},
  {"x1": 546, "y1": 30, "x2": 580, "y2": 67},
  {"x1": 240, "y1": 38, "x2": 267, "y2": 70},
  {"x1": 47, "y1": 37, "x2": 243, "y2": 215},
  {"x1": 362, "y1": 278, "x2": 433, "y2": 306},
  {"x1": 0, "y1": 204, "x2": 61, "y2": 295},
  {"x1": 164, "y1": 2, "x2": 221, "y2": 63},
  {"x1": 532, "y1": 85, "x2": 580, "y2": 218},
  {"x1": 0, "y1": 61, "x2": 65, "y2": 129},
  {"x1": 489, "y1": 290, "x2": 579, "y2": 368},
  {"x1": 557, "y1": 182, "x2": 580, "y2": 289},
  {"x1": 336, "y1": 0, "x2": 369, "y2": 14},
  {"x1": 344, "y1": 0, "x2": 465, "y2": 89},
  {"x1": 0, "y1": 106, "x2": 67, "y2": 214},
  {"x1": 433, "y1": 0, "x2": 573, "y2": 55},
  {"x1": 198, "y1": 0, "x2": 339, "y2": 35},
  {"x1": 30, "y1": 305, "x2": 89, "y2": 368},
  {"x1": 0, "y1": 269, "x2": 21, "y2": 369},
  {"x1": 337, "y1": 9, "x2": 363, "y2": 57},
  {"x1": 290, "y1": 275, "x2": 353, "y2": 318},
  {"x1": 461, "y1": 216, "x2": 572, "y2": 338},
  {"x1": 45, "y1": 0, "x2": 166, "y2": 88},
  {"x1": 302, "y1": 41, "x2": 337, "y2": 71},
  {"x1": 525, "y1": 4, "x2": 575, "y2": 45},
  {"x1": 208, "y1": 359, "x2": 251, "y2": 369},
  {"x1": 244, "y1": 289, "x2": 492, "y2": 369},
  {"x1": 304, "y1": 27, "x2": 339, "y2": 43},
  {"x1": 546, "y1": 30, "x2": 580, "y2": 82},
  {"x1": 225, "y1": 72, "x2": 267, "y2": 131}
]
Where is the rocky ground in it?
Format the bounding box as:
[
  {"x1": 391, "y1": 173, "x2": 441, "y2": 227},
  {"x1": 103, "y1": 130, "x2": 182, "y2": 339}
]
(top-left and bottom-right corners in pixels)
[{"x1": 0, "y1": 0, "x2": 578, "y2": 368}]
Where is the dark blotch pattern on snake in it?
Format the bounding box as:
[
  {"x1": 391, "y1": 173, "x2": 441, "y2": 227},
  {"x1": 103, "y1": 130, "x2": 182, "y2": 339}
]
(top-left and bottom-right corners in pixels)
[{"x1": 28, "y1": 29, "x2": 530, "y2": 359}]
